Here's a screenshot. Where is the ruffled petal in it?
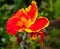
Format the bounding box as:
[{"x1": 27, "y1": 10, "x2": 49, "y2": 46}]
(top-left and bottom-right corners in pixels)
[
  {"x1": 25, "y1": 1, "x2": 38, "y2": 27},
  {"x1": 25, "y1": 1, "x2": 38, "y2": 19},
  {"x1": 6, "y1": 17, "x2": 23, "y2": 36},
  {"x1": 11, "y1": 8, "x2": 29, "y2": 20},
  {"x1": 29, "y1": 17, "x2": 49, "y2": 32},
  {"x1": 6, "y1": 8, "x2": 31, "y2": 35},
  {"x1": 18, "y1": 8, "x2": 30, "y2": 27}
]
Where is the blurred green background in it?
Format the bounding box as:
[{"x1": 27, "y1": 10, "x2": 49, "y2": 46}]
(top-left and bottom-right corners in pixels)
[{"x1": 0, "y1": 0, "x2": 60, "y2": 49}]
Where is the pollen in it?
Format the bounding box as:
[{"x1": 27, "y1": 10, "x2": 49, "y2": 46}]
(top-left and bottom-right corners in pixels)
[{"x1": 25, "y1": 29, "x2": 32, "y2": 33}]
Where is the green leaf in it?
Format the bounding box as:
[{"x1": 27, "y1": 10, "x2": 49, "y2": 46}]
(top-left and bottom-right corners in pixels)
[{"x1": 54, "y1": 0, "x2": 60, "y2": 18}]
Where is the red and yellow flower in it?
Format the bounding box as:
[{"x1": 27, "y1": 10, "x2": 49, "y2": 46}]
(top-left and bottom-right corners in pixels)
[{"x1": 6, "y1": 1, "x2": 49, "y2": 44}]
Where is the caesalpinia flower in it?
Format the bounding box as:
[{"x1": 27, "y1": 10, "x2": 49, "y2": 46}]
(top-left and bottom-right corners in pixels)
[{"x1": 6, "y1": 1, "x2": 49, "y2": 44}]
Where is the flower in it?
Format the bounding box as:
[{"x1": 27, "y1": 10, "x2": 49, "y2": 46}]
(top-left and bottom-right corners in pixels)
[{"x1": 6, "y1": 1, "x2": 49, "y2": 44}]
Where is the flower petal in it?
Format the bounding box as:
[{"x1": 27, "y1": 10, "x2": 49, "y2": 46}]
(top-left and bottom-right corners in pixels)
[
  {"x1": 25, "y1": 1, "x2": 38, "y2": 19},
  {"x1": 29, "y1": 17, "x2": 49, "y2": 32},
  {"x1": 39, "y1": 30, "x2": 45, "y2": 44},
  {"x1": 25, "y1": 1, "x2": 38, "y2": 27},
  {"x1": 6, "y1": 8, "x2": 31, "y2": 36},
  {"x1": 30, "y1": 32, "x2": 38, "y2": 40},
  {"x1": 6, "y1": 17, "x2": 23, "y2": 36},
  {"x1": 18, "y1": 8, "x2": 30, "y2": 27},
  {"x1": 16, "y1": 35, "x2": 21, "y2": 43},
  {"x1": 11, "y1": 8, "x2": 29, "y2": 20}
]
